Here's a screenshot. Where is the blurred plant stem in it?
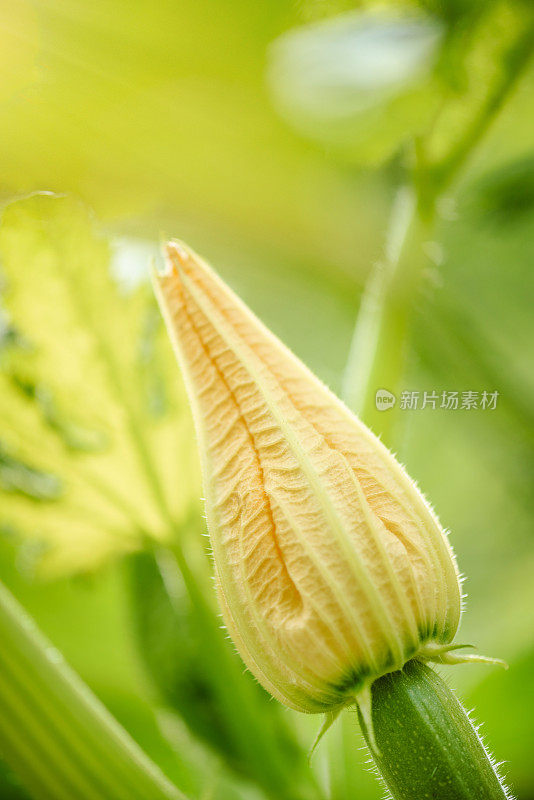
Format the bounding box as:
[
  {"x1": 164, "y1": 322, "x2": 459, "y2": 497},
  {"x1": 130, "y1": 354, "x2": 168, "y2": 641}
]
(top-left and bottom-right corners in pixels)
[
  {"x1": 343, "y1": 8, "x2": 534, "y2": 446},
  {"x1": 358, "y1": 660, "x2": 509, "y2": 800},
  {"x1": 342, "y1": 185, "x2": 432, "y2": 441},
  {"x1": 427, "y1": 13, "x2": 534, "y2": 195},
  {"x1": 0, "y1": 580, "x2": 185, "y2": 800},
  {"x1": 151, "y1": 546, "x2": 323, "y2": 800}
]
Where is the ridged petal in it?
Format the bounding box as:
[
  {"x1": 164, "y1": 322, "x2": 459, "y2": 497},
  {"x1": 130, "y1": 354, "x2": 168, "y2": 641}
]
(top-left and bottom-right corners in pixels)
[{"x1": 154, "y1": 241, "x2": 461, "y2": 711}]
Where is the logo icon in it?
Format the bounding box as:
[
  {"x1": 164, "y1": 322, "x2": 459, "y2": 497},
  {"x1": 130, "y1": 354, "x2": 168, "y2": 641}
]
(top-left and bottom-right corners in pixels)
[{"x1": 375, "y1": 389, "x2": 396, "y2": 411}]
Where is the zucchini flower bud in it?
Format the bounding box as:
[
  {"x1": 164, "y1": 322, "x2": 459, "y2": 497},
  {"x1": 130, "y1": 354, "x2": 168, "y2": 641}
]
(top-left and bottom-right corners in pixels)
[{"x1": 154, "y1": 241, "x2": 470, "y2": 722}]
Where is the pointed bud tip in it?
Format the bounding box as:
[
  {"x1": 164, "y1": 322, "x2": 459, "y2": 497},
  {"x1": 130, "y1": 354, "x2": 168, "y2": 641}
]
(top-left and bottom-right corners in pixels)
[
  {"x1": 151, "y1": 241, "x2": 193, "y2": 284},
  {"x1": 165, "y1": 240, "x2": 194, "y2": 273}
]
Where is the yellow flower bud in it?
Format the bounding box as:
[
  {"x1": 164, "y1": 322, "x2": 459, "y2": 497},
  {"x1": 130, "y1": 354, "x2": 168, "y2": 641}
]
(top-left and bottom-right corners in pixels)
[{"x1": 153, "y1": 241, "x2": 465, "y2": 720}]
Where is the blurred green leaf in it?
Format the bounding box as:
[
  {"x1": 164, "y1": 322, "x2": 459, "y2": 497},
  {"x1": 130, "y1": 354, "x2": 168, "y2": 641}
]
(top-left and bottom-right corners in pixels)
[
  {"x1": 99, "y1": 685, "x2": 262, "y2": 800},
  {"x1": 0, "y1": 441, "x2": 63, "y2": 501},
  {"x1": 129, "y1": 550, "x2": 322, "y2": 800},
  {"x1": 467, "y1": 647, "x2": 534, "y2": 799},
  {"x1": 267, "y1": 0, "x2": 534, "y2": 178},
  {"x1": 0, "y1": 193, "x2": 200, "y2": 574},
  {"x1": 267, "y1": 7, "x2": 443, "y2": 165},
  {"x1": 0, "y1": 578, "x2": 186, "y2": 800},
  {"x1": 470, "y1": 155, "x2": 534, "y2": 224},
  {"x1": 130, "y1": 551, "x2": 239, "y2": 762},
  {"x1": 419, "y1": 1, "x2": 534, "y2": 188},
  {"x1": 322, "y1": 711, "x2": 380, "y2": 800},
  {"x1": 0, "y1": 760, "x2": 31, "y2": 799},
  {"x1": 0, "y1": 534, "x2": 273, "y2": 800},
  {"x1": 418, "y1": 0, "x2": 495, "y2": 25}
]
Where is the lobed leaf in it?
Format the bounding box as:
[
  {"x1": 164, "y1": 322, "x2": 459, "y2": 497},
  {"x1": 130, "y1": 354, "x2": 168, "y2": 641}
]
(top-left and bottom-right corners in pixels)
[{"x1": 0, "y1": 194, "x2": 200, "y2": 573}]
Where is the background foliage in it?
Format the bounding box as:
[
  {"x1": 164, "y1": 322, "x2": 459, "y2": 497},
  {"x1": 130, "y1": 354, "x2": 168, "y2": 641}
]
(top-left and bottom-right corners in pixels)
[{"x1": 0, "y1": 1, "x2": 533, "y2": 798}]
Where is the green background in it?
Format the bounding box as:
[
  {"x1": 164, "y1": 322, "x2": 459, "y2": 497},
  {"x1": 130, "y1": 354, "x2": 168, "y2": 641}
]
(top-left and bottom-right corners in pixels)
[{"x1": 0, "y1": 1, "x2": 533, "y2": 798}]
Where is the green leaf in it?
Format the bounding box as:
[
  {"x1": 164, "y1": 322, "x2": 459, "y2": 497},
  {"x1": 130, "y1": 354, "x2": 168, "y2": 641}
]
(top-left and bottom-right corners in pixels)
[
  {"x1": 0, "y1": 193, "x2": 200, "y2": 574},
  {"x1": 419, "y1": 2, "x2": 534, "y2": 189},
  {"x1": 0, "y1": 578, "x2": 186, "y2": 800},
  {"x1": 129, "y1": 551, "x2": 239, "y2": 762},
  {"x1": 0, "y1": 758, "x2": 31, "y2": 799},
  {"x1": 267, "y1": 7, "x2": 443, "y2": 166}
]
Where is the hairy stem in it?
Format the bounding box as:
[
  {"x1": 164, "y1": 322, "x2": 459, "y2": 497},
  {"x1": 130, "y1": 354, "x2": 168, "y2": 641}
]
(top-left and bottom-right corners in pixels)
[{"x1": 358, "y1": 660, "x2": 510, "y2": 800}]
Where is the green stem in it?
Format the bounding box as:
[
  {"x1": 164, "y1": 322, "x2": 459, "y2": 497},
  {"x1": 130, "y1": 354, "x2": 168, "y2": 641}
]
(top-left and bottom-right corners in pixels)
[
  {"x1": 342, "y1": 10, "x2": 534, "y2": 444},
  {"x1": 427, "y1": 13, "x2": 534, "y2": 195},
  {"x1": 342, "y1": 187, "x2": 432, "y2": 443},
  {"x1": 0, "y1": 580, "x2": 185, "y2": 800},
  {"x1": 358, "y1": 660, "x2": 510, "y2": 800}
]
